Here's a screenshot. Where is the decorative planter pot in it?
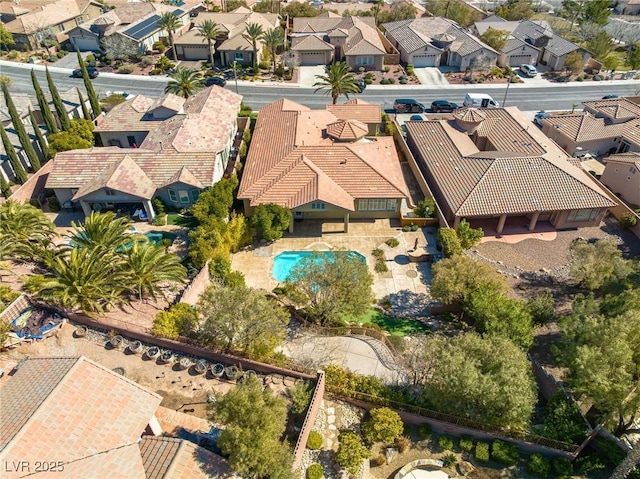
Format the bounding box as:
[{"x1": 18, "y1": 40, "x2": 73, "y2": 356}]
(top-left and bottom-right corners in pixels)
[
  {"x1": 128, "y1": 340, "x2": 143, "y2": 354},
  {"x1": 109, "y1": 335, "x2": 124, "y2": 350},
  {"x1": 211, "y1": 363, "x2": 225, "y2": 378},
  {"x1": 224, "y1": 365, "x2": 239, "y2": 380},
  {"x1": 146, "y1": 346, "x2": 161, "y2": 360},
  {"x1": 178, "y1": 357, "x2": 192, "y2": 370},
  {"x1": 74, "y1": 326, "x2": 87, "y2": 338},
  {"x1": 194, "y1": 359, "x2": 208, "y2": 374},
  {"x1": 160, "y1": 351, "x2": 174, "y2": 364}
]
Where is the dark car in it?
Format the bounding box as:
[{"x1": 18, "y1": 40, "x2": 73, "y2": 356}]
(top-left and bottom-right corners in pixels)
[
  {"x1": 355, "y1": 78, "x2": 366, "y2": 93},
  {"x1": 204, "y1": 76, "x2": 227, "y2": 87},
  {"x1": 602, "y1": 94, "x2": 619, "y2": 99},
  {"x1": 410, "y1": 114, "x2": 425, "y2": 121},
  {"x1": 394, "y1": 99, "x2": 425, "y2": 114},
  {"x1": 431, "y1": 100, "x2": 459, "y2": 113},
  {"x1": 72, "y1": 67, "x2": 99, "y2": 79}
]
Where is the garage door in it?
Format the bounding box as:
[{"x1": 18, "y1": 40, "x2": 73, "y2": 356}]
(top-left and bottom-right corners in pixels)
[
  {"x1": 300, "y1": 52, "x2": 326, "y2": 66},
  {"x1": 181, "y1": 45, "x2": 209, "y2": 61},
  {"x1": 508, "y1": 54, "x2": 532, "y2": 67},
  {"x1": 411, "y1": 54, "x2": 437, "y2": 67},
  {"x1": 72, "y1": 37, "x2": 100, "y2": 52}
]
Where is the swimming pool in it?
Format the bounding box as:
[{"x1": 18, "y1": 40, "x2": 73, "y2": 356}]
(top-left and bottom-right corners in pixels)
[{"x1": 272, "y1": 250, "x2": 366, "y2": 282}]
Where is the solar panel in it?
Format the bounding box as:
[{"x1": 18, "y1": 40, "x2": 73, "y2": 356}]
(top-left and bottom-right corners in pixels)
[{"x1": 123, "y1": 14, "x2": 161, "y2": 41}]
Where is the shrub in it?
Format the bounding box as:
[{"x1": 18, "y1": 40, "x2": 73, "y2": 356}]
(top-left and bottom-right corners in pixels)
[
  {"x1": 385, "y1": 238, "x2": 399, "y2": 248},
  {"x1": 438, "y1": 435, "x2": 454, "y2": 451},
  {"x1": 372, "y1": 248, "x2": 385, "y2": 259},
  {"x1": 118, "y1": 64, "x2": 134, "y2": 74},
  {"x1": 527, "y1": 454, "x2": 550, "y2": 477},
  {"x1": 413, "y1": 197, "x2": 435, "y2": 218},
  {"x1": 149, "y1": 68, "x2": 162, "y2": 75},
  {"x1": 575, "y1": 75, "x2": 584, "y2": 81},
  {"x1": 475, "y1": 441, "x2": 490, "y2": 462},
  {"x1": 388, "y1": 78, "x2": 396, "y2": 84},
  {"x1": 48, "y1": 196, "x2": 60, "y2": 212},
  {"x1": 243, "y1": 128, "x2": 252, "y2": 144},
  {"x1": 153, "y1": 40, "x2": 166, "y2": 53},
  {"x1": 362, "y1": 407, "x2": 404, "y2": 444},
  {"x1": 574, "y1": 455, "x2": 605, "y2": 474},
  {"x1": 491, "y1": 440, "x2": 519, "y2": 466},
  {"x1": 593, "y1": 75, "x2": 603, "y2": 81},
  {"x1": 307, "y1": 463, "x2": 323, "y2": 479},
  {"x1": 455, "y1": 219, "x2": 483, "y2": 249},
  {"x1": 307, "y1": 431, "x2": 323, "y2": 450},
  {"x1": 550, "y1": 457, "x2": 572, "y2": 478},
  {"x1": 141, "y1": 55, "x2": 155, "y2": 67},
  {"x1": 527, "y1": 291, "x2": 555, "y2": 325},
  {"x1": 153, "y1": 197, "x2": 166, "y2": 217},
  {"x1": 374, "y1": 453, "x2": 387, "y2": 466},
  {"x1": 442, "y1": 453, "x2": 457, "y2": 469},
  {"x1": 375, "y1": 261, "x2": 389, "y2": 273},
  {"x1": 417, "y1": 423, "x2": 432, "y2": 440},
  {"x1": 620, "y1": 213, "x2": 638, "y2": 228},
  {"x1": 152, "y1": 303, "x2": 198, "y2": 339},
  {"x1": 395, "y1": 436, "x2": 410, "y2": 453},
  {"x1": 410, "y1": 224, "x2": 418, "y2": 232},
  {"x1": 258, "y1": 61, "x2": 270, "y2": 70},
  {"x1": 437, "y1": 227, "x2": 463, "y2": 257},
  {"x1": 459, "y1": 436, "x2": 474, "y2": 452}
]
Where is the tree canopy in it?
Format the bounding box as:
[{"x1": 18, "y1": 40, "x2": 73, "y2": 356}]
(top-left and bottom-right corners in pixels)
[
  {"x1": 479, "y1": 29, "x2": 511, "y2": 52},
  {"x1": 313, "y1": 62, "x2": 360, "y2": 105},
  {"x1": 250, "y1": 203, "x2": 290, "y2": 242},
  {"x1": 362, "y1": 407, "x2": 404, "y2": 444},
  {"x1": 431, "y1": 255, "x2": 506, "y2": 305},
  {"x1": 495, "y1": 0, "x2": 534, "y2": 21},
  {"x1": 425, "y1": 0, "x2": 481, "y2": 27},
  {"x1": 569, "y1": 239, "x2": 631, "y2": 290}
]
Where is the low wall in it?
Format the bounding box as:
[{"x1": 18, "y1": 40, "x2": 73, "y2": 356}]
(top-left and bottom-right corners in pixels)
[
  {"x1": 400, "y1": 217, "x2": 439, "y2": 227},
  {"x1": 179, "y1": 260, "x2": 210, "y2": 306},
  {"x1": 292, "y1": 371, "x2": 326, "y2": 470}
]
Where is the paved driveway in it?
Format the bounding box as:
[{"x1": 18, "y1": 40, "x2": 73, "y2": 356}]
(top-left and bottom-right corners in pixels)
[
  {"x1": 51, "y1": 51, "x2": 89, "y2": 70},
  {"x1": 298, "y1": 65, "x2": 326, "y2": 88},
  {"x1": 414, "y1": 67, "x2": 449, "y2": 86}
]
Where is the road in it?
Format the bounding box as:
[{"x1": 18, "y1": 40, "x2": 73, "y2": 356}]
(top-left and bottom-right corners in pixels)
[{"x1": 2, "y1": 61, "x2": 639, "y2": 112}]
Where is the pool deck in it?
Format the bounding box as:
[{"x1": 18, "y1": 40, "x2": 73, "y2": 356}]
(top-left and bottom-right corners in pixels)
[{"x1": 231, "y1": 219, "x2": 435, "y2": 314}]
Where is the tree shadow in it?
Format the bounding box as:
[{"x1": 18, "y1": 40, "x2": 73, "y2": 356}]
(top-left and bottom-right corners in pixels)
[{"x1": 387, "y1": 290, "x2": 433, "y2": 317}]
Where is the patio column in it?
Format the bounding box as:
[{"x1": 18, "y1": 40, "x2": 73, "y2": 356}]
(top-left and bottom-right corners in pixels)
[
  {"x1": 496, "y1": 214, "x2": 507, "y2": 235},
  {"x1": 344, "y1": 213, "x2": 349, "y2": 233},
  {"x1": 80, "y1": 200, "x2": 91, "y2": 217},
  {"x1": 453, "y1": 216, "x2": 460, "y2": 229},
  {"x1": 528, "y1": 211, "x2": 540, "y2": 231},
  {"x1": 147, "y1": 414, "x2": 163, "y2": 436},
  {"x1": 143, "y1": 199, "x2": 155, "y2": 220}
]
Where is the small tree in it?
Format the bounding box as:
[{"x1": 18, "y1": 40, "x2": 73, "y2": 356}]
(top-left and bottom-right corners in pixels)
[
  {"x1": 28, "y1": 109, "x2": 50, "y2": 161},
  {"x1": 76, "y1": 50, "x2": 100, "y2": 118},
  {"x1": 2, "y1": 83, "x2": 41, "y2": 171},
  {"x1": 31, "y1": 69, "x2": 58, "y2": 134},
  {"x1": 479, "y1": 28, "x2": 510, "y2": 52},
  {"x1": 46, "y1": 67, "x2": 71, "y2": 131},
  {"x1": 77, "y1": 88, "x2": 92, "y2": 122},
  {"x1": 413, "y1": 197, "x2": 435, "y2": 217},
  {"x1": 362, "y1": 407, "x2": 404, "y2": 444},
  {"x1": 569, "y1": 238, "x2": 630, "y2": 290},
  {"x1": 627, "y1": 43, "x2": 640, "y2": 70},
  {"x1": 437, "y1": 227, "x2": 462, "y2": 257},
  {"x1": 250, "y1": 203, "x2": 291, "y2": 241},
  {"x1": 0, "y1": 174, "x2": 11, "y2": 198},
  {"x1": 0, "y1": 23, "x2": 15, "y2": 51},
  {"x1": 48, "y1": 131, "x2": 92, "y2": 156},
  {"x1": 336, "y1": 431, "x2": 370, "y2": 476},
  {"x1": 455, "y1": 219, "x2": 483, "y2": 249},
  {"x1": 564, "y1": 51, "x2": 584, "y2": 75},
  {"x1": 152, "y1": 302, "x2": 198, "y2": 339},
  {"x1": 0, "y1": 124, "x2": 28, "y2": 183}
]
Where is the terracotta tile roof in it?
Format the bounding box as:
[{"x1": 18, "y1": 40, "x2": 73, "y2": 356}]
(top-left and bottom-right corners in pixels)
[
  {"x1": 239, "y1": 99, "x2": 409, "y2": 210},
  {"x1": 622, "y1": 119, "x2": 640, "y2": 147},
  {"x1": 46, "y1": 147, "x2": 218, "y2": 194},
  {"x1": 405, "y1": 107, "x2": 615, "y2": 217},
  {"x1": 94, "y1": 94, "x2": 165, "y2": 133},
  {"x1": 162, "y1": 166, "x2": 205, "y2": 189},
  {"x1": 583, "y1": 97, "x2": 640, "y2": 120},
  {"x1": 0, "y1": 3, "x2": 30, "y2": 15},
  {"x1": 4, "y1": 0, "x2": 97, "y2": 34},
  {"x1": 140, "y1": 86, "x2": 242, "y2": 153},
  {"x1": 292, "y1": 15, "x2": 375, "y2": 33},
  {"x1": 0, "y1": 356, "x2": 162, "y2": 478},
  {"x1": 195, "y1": 11, "x2": 278, "y2": 51},
  {"x1": 0, "y1": 91, "x2": 33, "y2": 123},
  {"x1": 149, "y1": 93, "x2": 186, "y2": 114},
  {"x1": 338, "y1": 17, "x2": 386, "y2": 56},
  {"x1": 545, "y1": 33, "x2": 581, "y2": 57},
  {"x1": 291, "y1": 34, "x2": 335, "y2": 52},
  {"x1": 541, "y1": 113, "x2": 622, "y2": 142},
  {"x1": 140, "y1": 436, "x2": 239, "y2": 479},
  {"x1": 605, "y1": 152, "x2": 640, "y2": 170},
  {"x1": 327, "y1": 100, "x2": 381, "y2": 124},
  {"x1": 327, "y1": 119, "x2": 369, "y2": 140}
]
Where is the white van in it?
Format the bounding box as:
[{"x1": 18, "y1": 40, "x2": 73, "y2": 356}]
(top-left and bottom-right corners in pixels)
[{"x1": 463, "y1": 93, "x2": 499, "y2": 108}]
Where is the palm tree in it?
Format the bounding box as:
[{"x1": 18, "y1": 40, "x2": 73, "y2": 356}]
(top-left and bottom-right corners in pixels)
[
  {"x1": 313, "y1": 62, "x2": 360, "y2": 104},
  {"x1": 260, "y1": 27, "x2": 284, "y2": 74},
  {"x1": 165, "y1": 67, "x2": 204, "y2": 98},
  {"x1": 0, "y1": 200, "x2": 55, "y2": 262},
  {"x1": 37, "y1": 247, "x2": 129, "y2": 314},
  {"x1": 242, "y1": 22, "x2": 264, "y2": 68},
  {"x1": 67, "y1": 211, "x2": 141, "y2": 254},
  {"x1": 157, "y1": 12, "x2": 181, "y2": 61},
  {"x1": 125, "y1": 242, "x2": 187, "y2": 301},
  {"x1": 196, "y1": 19, "x2": 222, "y2": 68}
]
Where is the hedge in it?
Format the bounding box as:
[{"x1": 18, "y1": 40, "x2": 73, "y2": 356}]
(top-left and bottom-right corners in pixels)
[
  {"x1": 475, "y1": 441, "x2": 490, "y2": 462},
  {"x1": 526, "y1": 453, "x2": 550, "y2": 477},
  {"x1": 437, "y1": 227, "x2": 463, "y2": 257},
  {"x1": 459, "y1": 436, "x2": 474, "y2": 452},
  {"x1": 492, "y1": 440, "x2": 519, "y2": 466},
  {"x1": 418, "y1": 423, "x2": 432, "y2": 440},
  {"x1": 438, "y1": 435, "x2": 454, "y2": 451},
  {"x1": 551, "y1": 457, "x2": 572, "y2": 478}
]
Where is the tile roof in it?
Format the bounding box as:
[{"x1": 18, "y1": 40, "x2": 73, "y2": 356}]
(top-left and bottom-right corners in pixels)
[
  {"x1": 291, "y1": 34, "x2": 335, "y2": 52},
  {"x1": 545, "y1": 33, "x2": 581, "y2": 57},
  {"x1": 292, "y1": 15, "x2": 384, "y2": 56},
  {"x1": 405, "y1": 107, "x2": 615, "y2": 217},
  {"x1": 73, "y1": 3, "x2": 176, "y2": 38},
  {"x1": 327, "y1": 119, "x2": 369, "y2": 140},
  {"x1": 292, "y1": 15, "x2": 376, "y2": 34},
  {"x1": 195, "y1": 11, "x2": 279, "y2": 51},
  {"x1": 384, "y1": 17, "x2": 497, "y2": 58},
  {"x1": 4, "y1": 0, "x2": 96, "y2": 34},
  {"x1": 327, "y1": 99, "x2": 381, "y2": 124},
  {"x1": 583, "y1": 97, "x2": 640, "y2": 120},
  {"x1": 46, "y1": 147, "x2": 219, "y2": 196},
  {"x1": 0, "y1": 3, "x2": 30, "y2": 15},
  {"x1": 605, "y1": 152, "x2": 640, "y2": 170},
  {"x1": 238, "y1": 99, "x2": 410, "y2": 210},
  {"x1": 0, "y1": 356, "x2": 162, "y2": 478},
  {"x1": 0, "y1": 91, "x2": 34, "y2": 123},
  {"x1": 94, "y1": 94, "x2": 165, "y2": 133},
  {"x1": 162, "y1": 166, "x2": 205, "y2": 189},
  {"x1": 541, "y1": 113, "x2": 622, "y2": 142},
  {"x1": 474, "y1": 20, "x2": 520, "y2": 36}
]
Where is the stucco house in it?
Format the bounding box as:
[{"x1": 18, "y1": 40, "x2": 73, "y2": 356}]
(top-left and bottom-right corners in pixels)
[
  {"x1": 0, "y1": 356, "x2": 236, "y2": 479},
  {"x1": 473, "y1": 17, "x2": 590, "y2": 70},
  {"x1": 601, "y1": 152, "x2": 640, "y2": 206},
  {"x1": 67, "y1": 2, "x2": 192, "y2": 55},
  {"x1": 404, "y1": 107, "x2": 615, "y2": 233},
  {"x1": 3, "y1": 0, "x2": 104, "y2": 51},
  {"x1": 175, "y1": 8, "x2": 279, "y2": 64},
  {"x1": 614, "y1": 0, "x2": 640, "y2": 15},
  {"x1": 290, "y1": 13, "x2": 395, "y2": 70},
  {"x1": 238, "y1": 99, "x2": 410, "y2": 232},
  {"x1": 48, "y1": 85, "x2": 242, "y2": 218},
  {"x1": 383, "y1": 17, "x2": 498, "y2": 71},
  {"x1": 541, "y1": 98, "x2": 640, "y2": 156}
]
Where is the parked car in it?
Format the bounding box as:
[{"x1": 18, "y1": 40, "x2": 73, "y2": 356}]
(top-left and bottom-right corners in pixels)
[
  {"x1": 204, "y1": 76, "x2": 227, "y2": 87},
  {"x1": 520, "y1": 64, "x2": 537, "y2": 77},
  {"x1": 431, "y1": 100, "x2": 459, "y2": 113},
  {"x1": 410, "y1": 114, "x2": 426, "y2": 121},
  {"x1": 356, "y1": 78, "x2": 366, "y2": 93},
  {"x1": 533, "y1": 111, "x2": 550, "y2": 126},
  {"x1": 602, "y1": 94, "x2": 619, "y2": 99},
  {"x1": 463, "y1": 93, "x2": 499, "y2": 108},
  {"x1": 394, "y1": 98, "x2": 425, "y2": 113},
  {"x1": 72, "y1": 67, "x2": 98, "y2": 79}
]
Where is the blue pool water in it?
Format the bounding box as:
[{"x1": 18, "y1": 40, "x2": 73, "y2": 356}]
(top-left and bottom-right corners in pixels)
[{"x1": 272, "y1": 251, "x2": 366, "y2": 282}]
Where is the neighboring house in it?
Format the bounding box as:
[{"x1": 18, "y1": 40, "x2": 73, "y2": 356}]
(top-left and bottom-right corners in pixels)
[
  {"x1": 326, "y1": 99, "x2": 381, "y2": 135},
  {"x1": 29, "y1": 87, "x2": 91, "y2": 126},
  {"x1": 614, "y1": 0, "x2": 640, "y2": 15},
  {"x1": 601, "y1": 152, "x2": 640, "y2": 206},
  {"x1": 404, "y1": 106, "x2": 615, "y2": 233},
  {"x1": 3, "y1": 0, "x2": 104, "y2": 51},
  {"x1": 175, "y1": 8, "x2": 279, "y2": 64},
  {"x1": 49, "y1": 85, "x2": 242, "y2": 218},
  {"x1": 291, "y1": 13, "x2": 395, "y2": 70},
  {"x1": 0, "y1": 356, "x2": 235, "y2": 479},
  {"x1": 541, "y1": 98, "x2": 640, "y2": 156},
  {"x1": 383, "y1": 17, "x2": 498, "y2": 71},
  {"x1": 68, "y1": 2, "x2": 192, "y2": 54},
  {"x1": 473, "y1": 17, "x2": 590, "y2": 70},
  {"x1": 238, "y1": 99, "x2": 410, "y2": 232}
]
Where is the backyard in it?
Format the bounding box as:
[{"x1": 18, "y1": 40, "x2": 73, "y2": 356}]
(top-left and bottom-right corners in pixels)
[{"x1": 344, "y1": 308, "x2": 429, "y2": 337}]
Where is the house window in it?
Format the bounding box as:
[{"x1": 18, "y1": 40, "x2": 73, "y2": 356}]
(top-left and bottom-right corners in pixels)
[
  {"x1": 168, "y1": 189, "x2": 177, "y2": 202},
  {"x1": 358, "y1": 199, "x2": 398, "y2": 211},
  {"x1": 311, "y1": 202, "x2": 326, "y2": 210},
  {"x1": 105, "y1": 189, "x2": 116, "y2": 196},
  {"x1": 234, "y1": 52, "x2": 244, "y2": 61},
  {"x1": 179, "y1": 190, "x2": 190, "y2": 204},
  {"x1": 355, "y1": 56, "x2": 373, "y2": 66},
  {"x1": 567, "y1": 209, "x2": 599, "y2": 222},
  {"x1": 190, "y1": 189, "x2": 200, "y2": 203}
]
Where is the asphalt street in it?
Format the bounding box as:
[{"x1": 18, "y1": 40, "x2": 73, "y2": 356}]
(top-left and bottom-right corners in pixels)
[{"x1": 1, "y1": 60, "x2": 639, "y2": 112}]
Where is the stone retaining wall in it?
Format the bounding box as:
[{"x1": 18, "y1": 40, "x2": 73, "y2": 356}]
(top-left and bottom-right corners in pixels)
[{"x1": 292, "y1": 371, "x2": 326, "y2": 470}]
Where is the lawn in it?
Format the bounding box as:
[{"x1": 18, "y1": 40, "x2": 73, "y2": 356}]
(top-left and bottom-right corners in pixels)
[
  {"x1": 344, "y1": 309, "x2": 429, "y2": 337},
  {"x1": 166, "y1": 213, "x2": 198, "y2": 228}
]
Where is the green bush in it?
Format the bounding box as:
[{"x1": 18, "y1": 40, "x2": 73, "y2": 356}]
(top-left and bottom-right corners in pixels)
[
  {"x1": 593, "y1": 437, "x2": 626, "y2": 466},
  {"x1": 307, "y1": 431, "x2": 323, "y2": 450},
  {"x1": 410, "y1": 224, "x2": 418, "y2": 232},
  {"x1": 385, "y1": 238, "x2": 399, "y2": 248},
  {"x1": 550, "y1": 457, "x2": 572, "y2": 478},
  {"x1": 475, "y1": 441, "x2": 490, "y2": 462},
  {"x1": 372, "y1": 248, "x2": 385, "y2": 259},
  {"x1": 307, "y1": 463, "x2": 323, "y2": 479},
  {"x1": 455, "y1": 219, "x2": 483, "y2": 249},
  {"x1": 258, "y1": 61, "x2": 270, "y2": 70},
  {"x1": 491, "y1": 440, "x2": 519, "y2": 466},
  {"x1": 48, "y1": 196, "x2": 60, "y2": 212},
  {"x1": 620, "y1": 213, "x2": 638, "y2": 228},
  {"x1": 141, "y1": 55, "x2": 155, "y2": 67},
  {"x1": 413, "y1": 197, "x2": 435, "y2": 218},
  {"x1": 574, "y1": 455, "x2": 606, "y2": 474},
  {"x1": 417, "y1": 423, "x2": 432, "y2": 440},
  {"x1": 442, "y1": 453, "x2": 457, "y2": 468},
  {"x1": 149, "y1": 68, "x2": 162, "y2": 75},
  {"x1": 152, "y1": 303, "x2": 198, "y2": 339},
  {"x1": 459, "y1": 436, "x2": 474, "y2": 452},
  {"x1": 374, "y1": 261, "x2": 389, "y2": 273},
  {"x1": 527, "y1": 454, "x2": 550, "y2": 477},
  {"x1": 118, "y1": 64, "x2": 134, "y2": 74},
  {"x1": 438, "y1": 435, "x2": 454, "y2": 451},
  {"x1": 437, "y1": 227, "x2": 463, "y2": 257},
  {"x1": 153, "y1": 40, "x2": 166, "y2": 52},
  {"x1": 527, "y1": 291, "x2": 555, "y2": 325}
]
